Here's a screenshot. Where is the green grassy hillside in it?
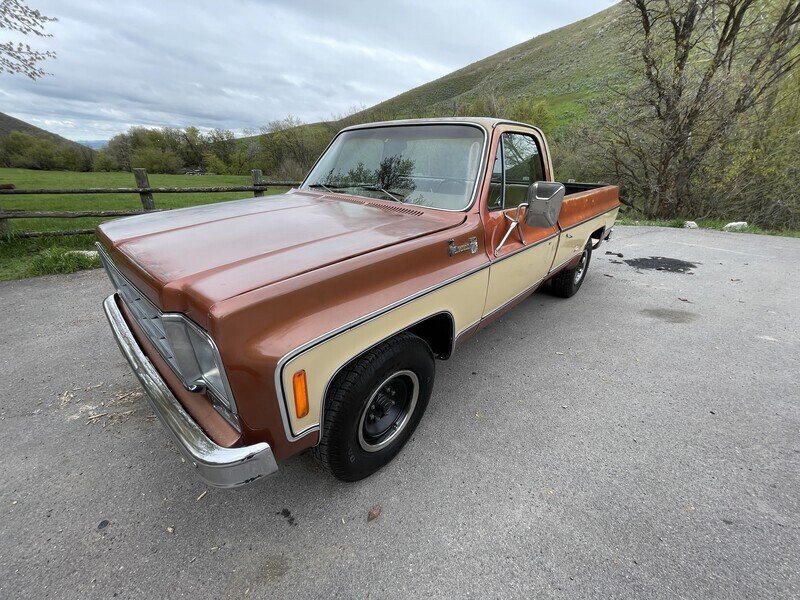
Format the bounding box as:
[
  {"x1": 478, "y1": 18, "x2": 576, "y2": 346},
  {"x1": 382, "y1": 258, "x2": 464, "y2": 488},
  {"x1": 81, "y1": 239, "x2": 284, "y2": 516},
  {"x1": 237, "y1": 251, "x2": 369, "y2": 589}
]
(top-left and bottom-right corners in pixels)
[
  {"x1": 244, "y1": 3, "x2": 628, "y2": 175},
  {"x1": 352, "y1": 3, "x2": 626, "y2": 127}
]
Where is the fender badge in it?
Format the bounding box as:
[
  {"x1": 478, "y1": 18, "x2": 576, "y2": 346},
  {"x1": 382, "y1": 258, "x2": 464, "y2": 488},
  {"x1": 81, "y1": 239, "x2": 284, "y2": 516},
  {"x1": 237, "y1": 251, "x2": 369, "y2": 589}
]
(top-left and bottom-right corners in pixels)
[{"x1": 448, "y1": 237, "x2": 478, "y2": 257}]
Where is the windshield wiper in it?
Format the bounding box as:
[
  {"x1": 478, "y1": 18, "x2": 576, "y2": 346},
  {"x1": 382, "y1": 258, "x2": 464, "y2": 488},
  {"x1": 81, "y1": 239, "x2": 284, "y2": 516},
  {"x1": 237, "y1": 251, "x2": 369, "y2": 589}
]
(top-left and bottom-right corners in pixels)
[
  {"x1": 308, "y1": 182, "x2": 406, "y2": 202},
  {"x1": 307, "y1": 183, "x2": 340, "y2": 193},
  {"x1": 353, "y1": 185, "x2": 406, "y2": 202}
]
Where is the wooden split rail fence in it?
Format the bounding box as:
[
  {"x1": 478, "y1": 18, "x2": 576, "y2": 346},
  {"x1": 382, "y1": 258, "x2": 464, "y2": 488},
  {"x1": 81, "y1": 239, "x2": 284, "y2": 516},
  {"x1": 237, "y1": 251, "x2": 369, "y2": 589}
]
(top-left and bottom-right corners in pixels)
[{"x1": 0, "y1": 168, "x2": 301, "y2": 238}]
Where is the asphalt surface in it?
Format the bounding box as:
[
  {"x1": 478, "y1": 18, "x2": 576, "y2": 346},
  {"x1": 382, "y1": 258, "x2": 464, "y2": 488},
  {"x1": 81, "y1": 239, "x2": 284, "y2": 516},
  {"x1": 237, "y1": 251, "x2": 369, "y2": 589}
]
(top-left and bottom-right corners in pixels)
[{"x1": 1, "y1": 226, "x2": 798, "y2": 599}]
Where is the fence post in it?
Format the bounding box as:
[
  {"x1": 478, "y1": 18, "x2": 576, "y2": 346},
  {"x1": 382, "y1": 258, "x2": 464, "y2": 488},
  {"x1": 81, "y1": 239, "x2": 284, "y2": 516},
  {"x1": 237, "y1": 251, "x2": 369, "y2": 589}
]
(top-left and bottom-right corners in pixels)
[
  {"x1": 133, "y1": 168, "x2": 156, "y2": 210},
  {"x1": 251, "y1": 169, "x2": 265, "y2": 197},
  {"x1": 0, "y1": 183, "x2": 10, "y2": 236}
]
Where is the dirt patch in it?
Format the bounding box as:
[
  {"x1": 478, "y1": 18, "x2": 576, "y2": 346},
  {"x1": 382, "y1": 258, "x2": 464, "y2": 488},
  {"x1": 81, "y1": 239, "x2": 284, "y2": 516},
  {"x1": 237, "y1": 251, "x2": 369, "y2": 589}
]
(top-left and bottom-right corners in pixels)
[{"x1": 62, "y1": 387, "x2": 145, "y2": 425}]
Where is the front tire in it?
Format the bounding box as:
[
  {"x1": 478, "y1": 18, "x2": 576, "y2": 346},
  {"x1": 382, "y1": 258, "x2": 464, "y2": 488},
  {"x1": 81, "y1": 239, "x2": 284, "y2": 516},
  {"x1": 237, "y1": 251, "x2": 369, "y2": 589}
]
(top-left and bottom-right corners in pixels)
[
  {"x1": 550, "y1": 239, "x2": 592, "y2": 298},
  {"x1": 313, "y1": 332, "x2": 434, "y2": 482}
]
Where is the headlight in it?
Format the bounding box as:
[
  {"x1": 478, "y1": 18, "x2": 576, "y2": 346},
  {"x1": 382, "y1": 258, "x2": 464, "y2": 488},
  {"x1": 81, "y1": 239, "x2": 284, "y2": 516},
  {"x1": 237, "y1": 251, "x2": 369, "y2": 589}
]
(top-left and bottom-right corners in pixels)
[{"x1": 161, "y1": 314, "x2": 240, "y2": 431}]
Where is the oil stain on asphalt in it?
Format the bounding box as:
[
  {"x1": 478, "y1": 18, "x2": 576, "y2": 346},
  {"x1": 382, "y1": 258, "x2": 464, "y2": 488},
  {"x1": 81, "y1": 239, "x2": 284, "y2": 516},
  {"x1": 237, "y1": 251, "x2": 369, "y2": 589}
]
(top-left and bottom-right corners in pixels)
[
  {"x1": 641, "y1": 308, "x2": 699, "y2": 323},
  {"x1": 624, "y1": 256, "x2": 698, "y2": 273}
]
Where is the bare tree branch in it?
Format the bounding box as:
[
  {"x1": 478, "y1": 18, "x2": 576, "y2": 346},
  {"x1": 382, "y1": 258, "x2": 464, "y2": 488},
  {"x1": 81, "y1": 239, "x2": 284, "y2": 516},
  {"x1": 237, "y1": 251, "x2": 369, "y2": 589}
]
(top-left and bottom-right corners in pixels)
[
  {"x1": 0, "y1": 0, "x2": 57, "y2": 79},
  {"x1": 598, "y1": 0, "x2": 800, "y2": 218}
]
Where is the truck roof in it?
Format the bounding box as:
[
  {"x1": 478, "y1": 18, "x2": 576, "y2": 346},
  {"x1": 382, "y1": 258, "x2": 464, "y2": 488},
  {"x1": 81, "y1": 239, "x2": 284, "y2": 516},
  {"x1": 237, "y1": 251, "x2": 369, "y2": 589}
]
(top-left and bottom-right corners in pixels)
[{"x1": 340, "y1": 116, "x2": 544, "y2": 136}]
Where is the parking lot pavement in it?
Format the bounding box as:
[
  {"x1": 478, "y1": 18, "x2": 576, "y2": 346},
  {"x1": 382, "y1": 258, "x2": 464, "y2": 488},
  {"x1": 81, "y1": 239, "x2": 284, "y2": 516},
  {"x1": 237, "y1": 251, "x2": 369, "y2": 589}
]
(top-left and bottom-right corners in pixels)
[{"x1": 1, "y1": 226, "x2": 798, "y2": 599}]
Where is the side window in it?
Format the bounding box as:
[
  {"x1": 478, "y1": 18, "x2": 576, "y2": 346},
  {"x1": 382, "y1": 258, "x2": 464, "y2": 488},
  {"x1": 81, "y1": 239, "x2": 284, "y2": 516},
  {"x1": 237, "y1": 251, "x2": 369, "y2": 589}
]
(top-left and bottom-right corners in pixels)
[{"x1": 502, "y1": 133, "x2": 545, "y2": 209}]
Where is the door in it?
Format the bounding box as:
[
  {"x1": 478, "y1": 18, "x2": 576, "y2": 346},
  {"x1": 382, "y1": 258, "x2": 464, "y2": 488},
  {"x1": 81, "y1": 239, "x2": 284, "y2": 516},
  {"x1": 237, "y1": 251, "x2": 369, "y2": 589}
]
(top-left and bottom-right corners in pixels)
[{"x1": 482, "y1": 131, "x2": 559, "y2": 317}]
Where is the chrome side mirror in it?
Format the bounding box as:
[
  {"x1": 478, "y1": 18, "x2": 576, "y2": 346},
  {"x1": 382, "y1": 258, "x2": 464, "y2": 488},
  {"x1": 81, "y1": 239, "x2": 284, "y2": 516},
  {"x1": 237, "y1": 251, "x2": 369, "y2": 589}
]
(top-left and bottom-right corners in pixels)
[{"x1": 524, "y1": 181, "x2": 565, "y2": 228}]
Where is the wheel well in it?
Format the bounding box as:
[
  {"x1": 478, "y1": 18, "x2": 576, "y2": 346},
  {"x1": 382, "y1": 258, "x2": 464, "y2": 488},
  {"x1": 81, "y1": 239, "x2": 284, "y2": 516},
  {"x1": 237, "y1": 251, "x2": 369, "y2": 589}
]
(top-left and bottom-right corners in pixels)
[
  {"x1": 591, "y1": 226, "x2": 606, "y2": 249},
  {"x1": 407, "y1": 312, "x2": 454, "y2": 360}
]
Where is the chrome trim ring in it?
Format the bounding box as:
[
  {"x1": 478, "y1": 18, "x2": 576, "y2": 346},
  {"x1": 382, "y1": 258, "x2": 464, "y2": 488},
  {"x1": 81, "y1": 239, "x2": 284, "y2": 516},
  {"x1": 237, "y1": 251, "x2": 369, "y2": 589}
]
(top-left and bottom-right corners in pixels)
[
  {"x1": 357, "y1": 370, "x2": 419, "y2": 453},
  {"x1": 574, "y1": 249, "x2": 588, "y2": 284}
]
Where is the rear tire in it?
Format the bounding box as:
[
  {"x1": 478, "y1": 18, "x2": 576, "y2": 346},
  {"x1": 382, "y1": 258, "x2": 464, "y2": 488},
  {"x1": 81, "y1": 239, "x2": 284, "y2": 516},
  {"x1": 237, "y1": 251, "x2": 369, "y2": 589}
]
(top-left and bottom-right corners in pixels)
[
  {"x1": 550, "y1": 239, "x2": 592, "y2": 298},
  {"x1": 313, "y1": 332, "x2": 434, "y2": 482}
]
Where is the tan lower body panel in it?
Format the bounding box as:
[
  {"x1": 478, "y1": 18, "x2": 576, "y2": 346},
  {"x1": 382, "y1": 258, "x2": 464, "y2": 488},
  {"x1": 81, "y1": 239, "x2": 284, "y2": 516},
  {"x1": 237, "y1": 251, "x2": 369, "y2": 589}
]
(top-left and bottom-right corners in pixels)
[
  {"x1": 483, "y1": 237, "x2": 558, "y2": 317},
  {"x1": 281, "y1": 268, "x2": 490, "y2": 436}
]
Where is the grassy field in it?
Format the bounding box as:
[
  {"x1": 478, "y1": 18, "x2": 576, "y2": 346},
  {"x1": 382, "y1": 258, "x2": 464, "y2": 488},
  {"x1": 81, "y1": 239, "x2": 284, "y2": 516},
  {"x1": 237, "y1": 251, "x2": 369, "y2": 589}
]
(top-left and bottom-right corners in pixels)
[{"x1": 0, "y1": 168, "x2": 292, "y2": 280}]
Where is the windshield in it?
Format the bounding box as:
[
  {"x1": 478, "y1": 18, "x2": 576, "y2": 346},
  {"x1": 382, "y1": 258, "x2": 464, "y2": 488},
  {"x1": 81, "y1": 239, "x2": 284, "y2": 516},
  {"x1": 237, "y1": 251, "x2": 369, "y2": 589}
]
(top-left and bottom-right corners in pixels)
[{"x1": 301, "y1": 124, "x2": 485, "y2": 211}]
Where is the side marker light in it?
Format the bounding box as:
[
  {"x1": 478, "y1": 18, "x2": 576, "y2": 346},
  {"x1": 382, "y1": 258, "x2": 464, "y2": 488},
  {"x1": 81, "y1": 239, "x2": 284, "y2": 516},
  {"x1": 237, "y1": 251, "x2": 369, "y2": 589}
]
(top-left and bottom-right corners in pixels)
[{"x1": 293, "y1": 370, "x2": 309, "y2": 418}]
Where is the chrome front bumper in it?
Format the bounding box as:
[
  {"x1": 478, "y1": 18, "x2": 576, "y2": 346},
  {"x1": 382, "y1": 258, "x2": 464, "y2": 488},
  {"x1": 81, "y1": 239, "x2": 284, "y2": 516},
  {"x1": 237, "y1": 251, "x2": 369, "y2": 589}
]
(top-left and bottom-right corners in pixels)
[{"x1": 103, "y1": 294, "x2": 279, "y2": 488}]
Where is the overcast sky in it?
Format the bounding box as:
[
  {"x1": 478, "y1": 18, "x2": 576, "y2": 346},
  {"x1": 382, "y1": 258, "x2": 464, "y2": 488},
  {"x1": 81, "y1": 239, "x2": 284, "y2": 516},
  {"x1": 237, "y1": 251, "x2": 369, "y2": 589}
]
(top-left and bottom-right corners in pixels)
[{"x1": 2, "y1": 0, "x2": 614, "y2": 141}]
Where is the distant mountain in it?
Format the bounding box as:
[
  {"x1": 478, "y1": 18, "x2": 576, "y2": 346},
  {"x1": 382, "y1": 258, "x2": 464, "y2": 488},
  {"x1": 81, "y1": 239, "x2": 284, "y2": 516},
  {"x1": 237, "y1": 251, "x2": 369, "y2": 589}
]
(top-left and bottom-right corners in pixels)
[
  {"x1": 75, "y1": 140, "x2": 109, "y2": 150},
  {"x1": 0, "y1": 111, "x2": 93, "y2": 153}
]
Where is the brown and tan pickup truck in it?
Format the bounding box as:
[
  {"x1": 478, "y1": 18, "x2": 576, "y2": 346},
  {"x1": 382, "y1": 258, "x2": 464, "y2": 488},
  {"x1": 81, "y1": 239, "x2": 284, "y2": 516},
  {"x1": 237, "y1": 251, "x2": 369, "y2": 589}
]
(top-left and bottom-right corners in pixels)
[{"x1": 98, "y1": 117, "x2": 618, "y2": 487}]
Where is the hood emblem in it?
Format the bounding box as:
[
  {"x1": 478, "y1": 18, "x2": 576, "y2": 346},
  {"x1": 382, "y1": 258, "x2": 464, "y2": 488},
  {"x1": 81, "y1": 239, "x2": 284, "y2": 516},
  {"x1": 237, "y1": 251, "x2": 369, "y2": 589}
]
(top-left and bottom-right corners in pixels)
[{"x1": 448, "y1": 237, "x2": 478, "y2": 257}]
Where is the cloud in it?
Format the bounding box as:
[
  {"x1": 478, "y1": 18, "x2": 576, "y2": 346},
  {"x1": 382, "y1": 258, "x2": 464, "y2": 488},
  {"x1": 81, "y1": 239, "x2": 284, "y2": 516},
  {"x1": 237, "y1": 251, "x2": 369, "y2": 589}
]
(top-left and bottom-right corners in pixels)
[{"x1": 1, "y1": 0, "x2": 615, "y2": 140}]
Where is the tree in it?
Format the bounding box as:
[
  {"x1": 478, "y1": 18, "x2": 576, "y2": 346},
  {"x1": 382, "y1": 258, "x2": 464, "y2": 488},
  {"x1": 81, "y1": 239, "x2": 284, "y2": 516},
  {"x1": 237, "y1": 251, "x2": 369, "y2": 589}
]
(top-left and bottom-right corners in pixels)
[
  {"x1": 506, "y1": 99, "x2": 555, "y2": 133},
  {"x1": 55, "y1": 144, "x2": 92, "y2": 171},
  {"x1": 0, "y1": 130, "x2": 33, "y2": 165},
  {"x1": 454, "y1": 92, "x2": 555, "y2": 134},
  {"x1": 456, "y1": 88, "x2": 504, "y2": 118},
  {"x1": 23, "y1": 136, "x2": 56, "y2": 169},
  {"x1": 260, "y1": 116, "x2": 329, "y2": 179},
  {"x1": 179, "y1": 126, "x2": 206, "y2": 169},
  {"x1": 598, "y1": 0, "x2": 800, "y2": 218},
  {"x1": 93, "y1": 149, "x2": 120, "y2": 172},
  {"x1": 104, "y1": 132, "x2": 133, "y2": 171},
  {"x1": 130, "y1": 146, "x2": 181, "y2": 174},
  {"x1": 1, "y1": 0, "x2": 57, "y2": 79},
  {"x1": 699, "y1": 72, "x2": 800, "y2": 228}
]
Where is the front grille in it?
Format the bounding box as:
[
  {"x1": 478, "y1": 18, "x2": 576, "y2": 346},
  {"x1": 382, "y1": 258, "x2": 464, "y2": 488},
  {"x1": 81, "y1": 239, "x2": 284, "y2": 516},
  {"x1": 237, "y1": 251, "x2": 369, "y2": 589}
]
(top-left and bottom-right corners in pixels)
[{"x1": 97, "y1": 244, "x2": 180, "y2": 375}]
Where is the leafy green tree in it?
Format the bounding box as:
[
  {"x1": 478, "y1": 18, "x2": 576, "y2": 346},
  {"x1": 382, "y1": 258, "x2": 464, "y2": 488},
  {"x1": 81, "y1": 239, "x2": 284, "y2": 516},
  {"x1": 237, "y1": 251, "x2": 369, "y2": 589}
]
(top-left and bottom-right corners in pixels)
[
  {"x1": 260, "y1": 116, "x2": 329, "y2": 179},
  {"x1": 456, "y1": 92, "x2": 503, "y2": 118},
  {"x1": 56, "y1": 145, "x2": 91, "y2": 171},
  {"x1": 105, "y1": 133, "x2": 132, "y2": 171},
  {"x1": 130, "y1": 146, "x2": 180, "y2": 174},
  {"x1": 455, "y1": 93, "x2": 555, "y2": 134},
  {"x1": 0, "y1": 130, "x2": 93, "y2": 170},
  {"x1": 179, "y1": 126, "x2": 206, "y2": 169},
  {"x1": 201, "y1": 151, "x2": 227, "y2": 175},
  {"x1": 0, "y1": 130, "x2": 33, "y2": 165},
  {"x1": 21, "y1": 137, "x2": 57, "y2": 169},
  {"x1": 93, "y1": 148, "x2": 120, "y2": 172},
  {"x1": 204, "y1": 128, "x2": 237, "y2": 171},
  {"x1": 506, "y1": 99, "x2": 555, "y2": 133}
]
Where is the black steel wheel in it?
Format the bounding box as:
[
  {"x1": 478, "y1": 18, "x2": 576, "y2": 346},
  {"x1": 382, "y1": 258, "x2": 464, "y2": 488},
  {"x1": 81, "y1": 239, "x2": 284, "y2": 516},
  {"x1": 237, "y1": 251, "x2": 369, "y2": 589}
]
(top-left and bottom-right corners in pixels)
[
  {"x1": 358, "y1": 369, "x2": 419, "y2": 452},
  {"x1": 313, "y1": 332, "x2": 434, "y2": 481}
]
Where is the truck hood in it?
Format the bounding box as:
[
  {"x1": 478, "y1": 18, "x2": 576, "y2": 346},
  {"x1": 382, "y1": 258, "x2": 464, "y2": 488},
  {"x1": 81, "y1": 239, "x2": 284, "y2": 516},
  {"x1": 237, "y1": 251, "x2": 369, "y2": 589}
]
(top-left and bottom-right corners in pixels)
[{"x1": 98, "y1": 190, "x2": 465, "y2": 310}]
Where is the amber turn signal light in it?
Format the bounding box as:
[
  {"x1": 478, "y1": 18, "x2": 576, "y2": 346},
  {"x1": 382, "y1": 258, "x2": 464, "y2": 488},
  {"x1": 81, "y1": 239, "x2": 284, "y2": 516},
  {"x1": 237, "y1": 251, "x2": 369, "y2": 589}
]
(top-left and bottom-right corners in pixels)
[{"x1": 293, "y1": 370, "x2": 309, "y2": 418}]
